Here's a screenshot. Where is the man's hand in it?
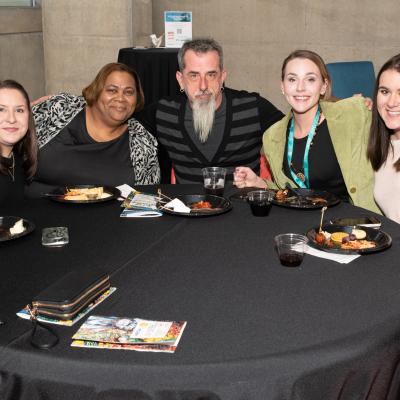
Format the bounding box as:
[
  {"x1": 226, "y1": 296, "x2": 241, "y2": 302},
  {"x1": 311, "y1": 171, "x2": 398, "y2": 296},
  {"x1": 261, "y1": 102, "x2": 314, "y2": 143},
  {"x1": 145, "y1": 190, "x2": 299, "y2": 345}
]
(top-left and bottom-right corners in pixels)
[{"x1": 233, "y1": 166, "x2": 268, "y2": 189}]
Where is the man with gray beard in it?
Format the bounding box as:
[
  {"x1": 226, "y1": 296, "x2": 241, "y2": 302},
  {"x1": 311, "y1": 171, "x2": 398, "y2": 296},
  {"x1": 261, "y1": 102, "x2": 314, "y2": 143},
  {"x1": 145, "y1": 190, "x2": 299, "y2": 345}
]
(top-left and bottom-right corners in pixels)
[
  {"x1": 136, "y1": 38, "x2": 283, "y2": 184},
  {"x1": 192, "y1": 91, "x2": 216, "y2": 144}
]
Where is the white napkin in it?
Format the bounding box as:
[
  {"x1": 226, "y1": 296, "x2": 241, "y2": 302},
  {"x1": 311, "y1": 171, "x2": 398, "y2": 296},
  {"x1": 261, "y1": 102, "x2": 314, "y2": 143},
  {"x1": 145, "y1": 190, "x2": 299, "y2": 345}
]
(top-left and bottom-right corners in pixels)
[
  {"x1": 117, "y1": 184, "x2": 135, "y2": 199},
  {"x1": 164, "y1": 198, "x2": 191, "y2": 213},
  {"x1": 305, "y1": 245, "x2": 360, "y2": 264}
]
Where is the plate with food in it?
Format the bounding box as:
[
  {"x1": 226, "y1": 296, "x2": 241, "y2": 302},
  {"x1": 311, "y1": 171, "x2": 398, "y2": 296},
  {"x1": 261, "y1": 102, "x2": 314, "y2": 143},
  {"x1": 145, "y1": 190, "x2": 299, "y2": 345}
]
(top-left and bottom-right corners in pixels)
[
  {"x1": 306, "y1": 224, "x2": 392, "y2": 254},
  {"x1": 0, "y1": 216, "x2": 35, "y2": 242},
  {"x1": 160, "y1": 194, "x2": 232, "y2": 217},
  {"x1": 272, "y1": 188, "x2": 340, "y2": 209},
  {"x1": 45, "y1": 185, "x2": 121, "y2": 203}
]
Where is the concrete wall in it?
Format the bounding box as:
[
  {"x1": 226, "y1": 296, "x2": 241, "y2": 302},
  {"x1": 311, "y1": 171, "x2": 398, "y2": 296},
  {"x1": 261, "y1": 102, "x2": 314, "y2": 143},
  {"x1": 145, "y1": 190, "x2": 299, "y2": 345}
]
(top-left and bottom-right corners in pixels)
[
  {"x1": 41, "y1": 0, "x2": 134, "y2": 95},
  {"x1": 0, "y1": 6, "x2": 44, "y2": 100},
  {"x1": 2, "y1": 0, "x2": 399, "y2": 109},
  {"x1": 152, "y1": 0, "x2": 400, "y2": 112}
]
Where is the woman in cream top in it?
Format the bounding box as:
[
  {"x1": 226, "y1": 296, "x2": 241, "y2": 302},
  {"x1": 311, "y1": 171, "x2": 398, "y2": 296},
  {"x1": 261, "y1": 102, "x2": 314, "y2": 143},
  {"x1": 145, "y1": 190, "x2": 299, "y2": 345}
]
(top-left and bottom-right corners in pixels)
[{"x1": 368, "y1": 54, "x2": 400, "y2": 222}]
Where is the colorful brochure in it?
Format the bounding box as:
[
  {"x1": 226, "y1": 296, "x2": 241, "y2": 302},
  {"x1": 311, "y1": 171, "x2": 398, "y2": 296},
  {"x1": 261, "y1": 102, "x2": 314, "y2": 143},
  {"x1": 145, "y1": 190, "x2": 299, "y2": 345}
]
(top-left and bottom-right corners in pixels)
[
  {"x1": 120, "y1": 190, "x2": 162, "y2": 218},
  {"x1": 17, "y1": 287, "x2": 117, "y2": 326},
  {"x1": 71, "y1": 315, "x2": 186, "y2": 353},
  {"x1": 71, "y1": 340, "x2": 178, "y2": 353}
]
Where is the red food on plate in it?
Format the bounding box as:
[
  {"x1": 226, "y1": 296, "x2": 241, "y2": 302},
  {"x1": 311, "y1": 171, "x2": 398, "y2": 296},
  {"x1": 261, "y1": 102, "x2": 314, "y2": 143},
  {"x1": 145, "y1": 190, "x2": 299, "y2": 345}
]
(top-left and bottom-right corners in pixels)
[{"x1": 190, "y1": 201, "x2": 213, "y2": 209}]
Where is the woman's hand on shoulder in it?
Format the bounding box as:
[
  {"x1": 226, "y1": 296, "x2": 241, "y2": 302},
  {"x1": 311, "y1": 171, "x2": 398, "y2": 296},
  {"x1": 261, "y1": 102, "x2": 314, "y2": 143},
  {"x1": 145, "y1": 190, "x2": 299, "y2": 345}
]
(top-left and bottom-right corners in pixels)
[
  {"x1": 352, "y1": 93, "x2": 373, "y2": 111},
  {"x1": 30, "y1": 95, "x2": 52, "y2": 107},
  {"x1": 233, "y1": 167, "x2": 267, "y2": 188}
]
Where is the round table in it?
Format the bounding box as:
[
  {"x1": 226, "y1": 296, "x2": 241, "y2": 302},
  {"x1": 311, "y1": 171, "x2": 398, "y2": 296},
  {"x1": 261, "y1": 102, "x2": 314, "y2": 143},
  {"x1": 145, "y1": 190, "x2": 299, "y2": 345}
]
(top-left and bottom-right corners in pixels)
[{"x1": 1, "y1": 185, "x2": 400, "y2": 400}]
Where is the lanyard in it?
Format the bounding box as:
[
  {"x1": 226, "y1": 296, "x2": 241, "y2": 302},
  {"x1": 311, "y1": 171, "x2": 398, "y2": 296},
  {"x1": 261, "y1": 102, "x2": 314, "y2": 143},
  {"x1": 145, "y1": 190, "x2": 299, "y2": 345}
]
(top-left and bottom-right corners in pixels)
[{"x1": 287, "y1": 106, "x2": 321, "y2": 188}]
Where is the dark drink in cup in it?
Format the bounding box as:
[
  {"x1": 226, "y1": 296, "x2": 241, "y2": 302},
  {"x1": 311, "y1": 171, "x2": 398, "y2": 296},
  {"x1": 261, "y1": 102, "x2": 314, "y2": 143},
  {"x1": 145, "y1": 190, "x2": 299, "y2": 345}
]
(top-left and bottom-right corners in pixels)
[
  {"x1": 202, "y1": 167, "x2": 226, "y2": 197},
  {"x1": 279, "y1": 253, "x2": 303, "y2": 267},
  {"x1": 274, "y1": 233, "x2": 308, "y2": 268},
  {"x1": 204, "y1": 184, "x2": 224, "y2": 197},
  {"x1": 247, "y1": 190, "x2": 273, "y2": 217},
  {"x1": 249, "y1": 200, "x2": 271, "y2": 216}
]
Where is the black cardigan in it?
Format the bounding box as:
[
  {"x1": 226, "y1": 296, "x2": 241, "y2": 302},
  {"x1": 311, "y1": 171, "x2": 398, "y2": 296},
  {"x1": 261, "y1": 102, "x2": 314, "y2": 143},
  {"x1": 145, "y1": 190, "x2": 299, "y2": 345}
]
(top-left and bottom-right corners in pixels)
[{"x1": 136, "y1": 87, "x2": 283, "y2": 183}]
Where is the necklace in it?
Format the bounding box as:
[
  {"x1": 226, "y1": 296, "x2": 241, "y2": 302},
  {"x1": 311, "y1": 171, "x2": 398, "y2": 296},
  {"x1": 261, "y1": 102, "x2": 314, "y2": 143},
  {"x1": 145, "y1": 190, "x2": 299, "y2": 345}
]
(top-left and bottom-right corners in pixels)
[
  {"x1": 7, "y1": 151, "x2": 15, "y2": 182},
  {"x1": 287, "y1": 106, "x2": 321, "y2": 188}
]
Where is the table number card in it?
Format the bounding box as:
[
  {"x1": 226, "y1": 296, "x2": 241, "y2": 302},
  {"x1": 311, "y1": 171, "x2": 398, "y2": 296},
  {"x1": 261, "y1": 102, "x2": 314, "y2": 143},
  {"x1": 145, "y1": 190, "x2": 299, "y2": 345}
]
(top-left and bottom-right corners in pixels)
[{"x1": 164, "y1": 11, "x2": 192, "y2": 48}]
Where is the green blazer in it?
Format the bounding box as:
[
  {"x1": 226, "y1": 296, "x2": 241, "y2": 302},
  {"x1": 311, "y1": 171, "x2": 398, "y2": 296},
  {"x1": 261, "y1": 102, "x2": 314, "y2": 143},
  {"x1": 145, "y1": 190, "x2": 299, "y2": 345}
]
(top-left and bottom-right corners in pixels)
[{"x1": 262, "y1": 97, "x2": 381, "y2": 214}]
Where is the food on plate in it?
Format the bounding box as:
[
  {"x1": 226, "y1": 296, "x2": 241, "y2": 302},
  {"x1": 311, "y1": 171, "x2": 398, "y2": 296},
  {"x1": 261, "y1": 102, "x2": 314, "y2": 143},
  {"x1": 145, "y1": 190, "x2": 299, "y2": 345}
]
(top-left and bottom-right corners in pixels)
[
  {"x1": 274, "y1": 190, "x2": 329, "y2": 206},
  {"x1": 341, "y1": 239, "x2": 376, "y2": 250},
  {"x1": 275, "y1": 189, "x2": 288, "y2": 201},
  {"x1": 64, "y1": 187, "x2": 110, "y2": 201},
  {"x1": 314, "y1": 230, "x2": 331, "y2": 244},
  {"x1": 351, "y1": 228, "x2": 367, "y2": 239},
  {"x1": 9, "y1": 219, "x2": 25, "y2": 235},
  {"x1": 331, "y1": 232, "x2": 349, "y2": 244},
  {"x1": 190, "y1": 201, "x2": 213, "y2": 209},
  {"x1": 314, "y1": 232, "x2": 326, "y2": 244},
  {"x1": 314, "y1": 229, "x2": 376, "y2": 250},
  {"x1": 305, "y1": 196, "x2": 328, "y2": 205}
]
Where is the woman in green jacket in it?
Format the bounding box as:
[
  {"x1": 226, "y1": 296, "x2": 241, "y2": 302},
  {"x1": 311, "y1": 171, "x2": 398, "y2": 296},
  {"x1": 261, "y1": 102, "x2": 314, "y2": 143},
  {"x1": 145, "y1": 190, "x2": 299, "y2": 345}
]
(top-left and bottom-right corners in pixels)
[{"x1": 234, "y1": 50, "x2": 380, "y2": 213}]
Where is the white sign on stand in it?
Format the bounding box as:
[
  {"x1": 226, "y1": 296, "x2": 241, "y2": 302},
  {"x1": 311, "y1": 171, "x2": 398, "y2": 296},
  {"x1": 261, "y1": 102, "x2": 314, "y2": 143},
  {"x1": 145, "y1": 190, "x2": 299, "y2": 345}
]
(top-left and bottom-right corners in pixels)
[{"x1": 164, "y1": 11, "x2": 192, "y2": 48}]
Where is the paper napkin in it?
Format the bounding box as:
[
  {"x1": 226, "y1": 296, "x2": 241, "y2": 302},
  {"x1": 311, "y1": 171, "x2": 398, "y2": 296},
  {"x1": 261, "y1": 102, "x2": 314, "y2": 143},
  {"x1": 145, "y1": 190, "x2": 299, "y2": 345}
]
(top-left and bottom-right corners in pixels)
[
  {"x1": 116, "y1": 184, "x2": 135, "y2": 199},
  {"x1": 305, "y1": 245, "x2": 360, "y2": 264}
]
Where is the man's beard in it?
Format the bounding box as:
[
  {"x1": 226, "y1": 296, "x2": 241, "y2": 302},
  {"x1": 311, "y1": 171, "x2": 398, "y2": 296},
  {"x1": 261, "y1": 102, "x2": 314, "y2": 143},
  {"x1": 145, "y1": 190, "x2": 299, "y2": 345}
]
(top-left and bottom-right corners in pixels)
[{"x1": 192, "y1": 91, "x2": 216, "y2": 143}]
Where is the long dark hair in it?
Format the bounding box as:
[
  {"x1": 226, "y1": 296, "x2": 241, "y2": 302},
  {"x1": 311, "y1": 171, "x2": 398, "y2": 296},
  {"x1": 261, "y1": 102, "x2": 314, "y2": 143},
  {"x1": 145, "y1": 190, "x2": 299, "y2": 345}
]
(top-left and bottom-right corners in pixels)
[
  {"x1": 0, "y1": 80, "x2": 38, "y2": 179},
  {"x1": 367, "y1": 54, "x2": 400, "y2": 171}
]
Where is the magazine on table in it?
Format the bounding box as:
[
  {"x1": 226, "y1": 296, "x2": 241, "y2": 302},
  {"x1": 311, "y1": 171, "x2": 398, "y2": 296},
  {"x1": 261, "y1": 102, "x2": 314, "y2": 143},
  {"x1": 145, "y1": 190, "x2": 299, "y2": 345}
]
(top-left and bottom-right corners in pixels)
[
  {"x1": 71, "y1": 315, "x2": 186, "y2": 353},
  {"x1": 71, "y1": 340, "x2": 179, "y2": 353},
  {"x1": 120, "y1": 190, "x2": 162, "y2": 218}
]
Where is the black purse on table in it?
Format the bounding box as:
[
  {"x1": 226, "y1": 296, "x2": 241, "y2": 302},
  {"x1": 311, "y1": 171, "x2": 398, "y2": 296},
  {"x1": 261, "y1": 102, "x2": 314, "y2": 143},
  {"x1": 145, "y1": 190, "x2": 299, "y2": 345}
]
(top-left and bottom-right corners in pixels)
[{"x1": 28, "y1": 269, "x2": 110, "y2": 349}]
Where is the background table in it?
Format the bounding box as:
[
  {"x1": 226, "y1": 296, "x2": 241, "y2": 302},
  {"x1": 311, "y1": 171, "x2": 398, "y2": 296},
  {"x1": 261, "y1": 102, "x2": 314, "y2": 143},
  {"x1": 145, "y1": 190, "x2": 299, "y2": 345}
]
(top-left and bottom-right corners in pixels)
[
  {"x1": 118, "y1": 47, "x2": 180, "y2": 106},
  {"x1": 1, "y1": 186, "x2": 400, "y2": 400}
]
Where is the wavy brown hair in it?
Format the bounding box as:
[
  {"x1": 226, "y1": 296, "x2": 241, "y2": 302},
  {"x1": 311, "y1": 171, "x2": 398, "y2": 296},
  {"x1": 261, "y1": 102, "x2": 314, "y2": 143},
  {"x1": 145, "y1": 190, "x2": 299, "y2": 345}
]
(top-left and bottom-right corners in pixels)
[
  {"x1": 367, "y1": 54, "x2": 400, "y2": 171},
  {"x1": 281, "y1": 50, "x2": 332, "y2": 101},
  {"x1": 0, "y1": 80, "x2": 37, "y2": 179},
  {"x1": 82, "y1": 62, "x2": 145, "y2": 112}
]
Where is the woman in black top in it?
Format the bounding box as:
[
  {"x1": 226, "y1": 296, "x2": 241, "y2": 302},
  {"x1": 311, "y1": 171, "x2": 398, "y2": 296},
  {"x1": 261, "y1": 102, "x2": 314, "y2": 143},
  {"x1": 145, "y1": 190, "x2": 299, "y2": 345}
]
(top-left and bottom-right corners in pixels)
[
  {"x1": 27, "y1": 63, "x2": 159, "y2": 197},
  {"x1": 0, "y1": 80, "x2": 37, "y2": 206}
]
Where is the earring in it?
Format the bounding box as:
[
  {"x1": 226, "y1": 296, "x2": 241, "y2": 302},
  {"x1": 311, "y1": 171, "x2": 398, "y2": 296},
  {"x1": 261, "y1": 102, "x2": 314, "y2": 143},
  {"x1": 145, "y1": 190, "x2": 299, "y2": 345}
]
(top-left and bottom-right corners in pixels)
[
  {"x1": 221, "y1": 86, "x2": 224, "y2": 92},
  {"x1": 180, "y1": 88, "x2": 184, "y2": 93}
]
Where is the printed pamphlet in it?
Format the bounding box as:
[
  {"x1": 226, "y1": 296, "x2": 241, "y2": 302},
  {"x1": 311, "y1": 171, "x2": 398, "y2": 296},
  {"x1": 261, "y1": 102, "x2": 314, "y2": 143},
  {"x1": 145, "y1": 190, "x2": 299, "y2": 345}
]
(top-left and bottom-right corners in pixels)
[{"x1": 71, "y1": 315, "x2": 186, "y2": 353}]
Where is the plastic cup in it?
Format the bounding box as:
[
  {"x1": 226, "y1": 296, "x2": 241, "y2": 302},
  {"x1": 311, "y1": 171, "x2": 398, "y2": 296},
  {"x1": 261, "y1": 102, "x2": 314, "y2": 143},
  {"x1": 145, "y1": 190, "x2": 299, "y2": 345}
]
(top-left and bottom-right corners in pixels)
[
  {"x1": 202, "y1": 167, "x2": 226, "y2": 197},
  {"x1": 274, "y1": 233, "x2": 308, "y2": 267},
  {"x1": 247, "y1": 190, "x2": 274, "y2": 216}
]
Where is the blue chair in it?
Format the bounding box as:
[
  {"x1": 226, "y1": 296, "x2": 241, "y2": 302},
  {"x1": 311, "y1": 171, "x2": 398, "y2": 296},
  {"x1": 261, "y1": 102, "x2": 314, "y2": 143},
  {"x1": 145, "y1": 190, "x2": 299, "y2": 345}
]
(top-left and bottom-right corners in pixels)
[{"x1": 326, "y1": 61, "x2": 375, "y2": 99}]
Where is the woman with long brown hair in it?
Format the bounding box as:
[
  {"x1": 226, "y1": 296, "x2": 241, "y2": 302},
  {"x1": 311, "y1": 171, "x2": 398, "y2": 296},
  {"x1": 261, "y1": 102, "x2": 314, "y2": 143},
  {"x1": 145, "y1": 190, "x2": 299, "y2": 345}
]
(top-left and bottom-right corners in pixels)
[
  {"x1": 0, "y1": 80, "x2": 37, "y2": 205},
  {"x1": 367, "y1": 54, "x2": 400, "y2": 222}
]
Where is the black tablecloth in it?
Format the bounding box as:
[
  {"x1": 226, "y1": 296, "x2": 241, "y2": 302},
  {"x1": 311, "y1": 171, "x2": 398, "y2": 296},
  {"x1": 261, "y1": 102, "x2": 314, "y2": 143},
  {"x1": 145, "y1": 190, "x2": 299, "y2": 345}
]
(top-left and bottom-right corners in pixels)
[
  {"x1": 118, "y1": 48, "x2": 180, "y2": 106},
  {"x1": 1, "y1": 185, "x2": 400, "y2": 400}
]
